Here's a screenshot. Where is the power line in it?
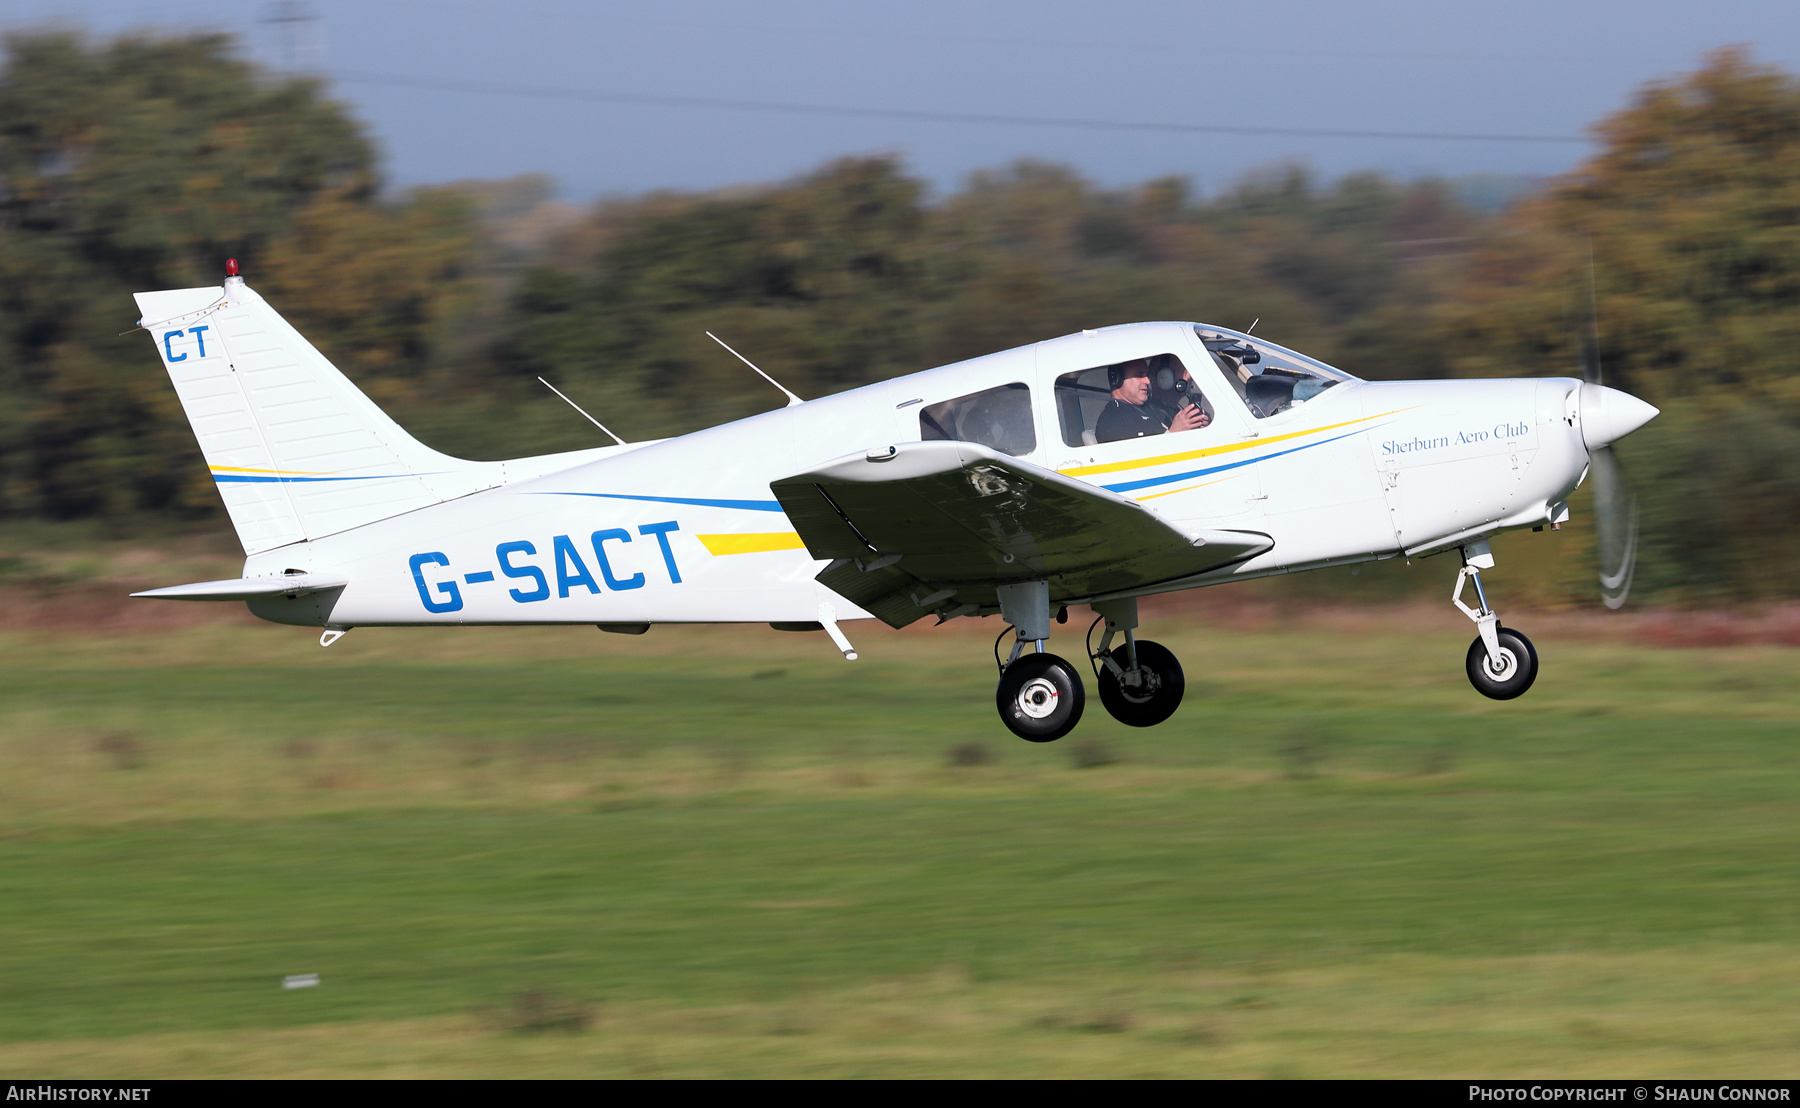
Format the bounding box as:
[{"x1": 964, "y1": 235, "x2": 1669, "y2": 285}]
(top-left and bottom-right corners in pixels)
[
  {"x1": 371, "y1": 0, "x2": 1697, "y2": 69},
  {"x1": 261, "y1": 0, "x2": 325, "y2": 75},
  {"x1": 333, "y1": 69, "x2": 1592, "y2": 146}
]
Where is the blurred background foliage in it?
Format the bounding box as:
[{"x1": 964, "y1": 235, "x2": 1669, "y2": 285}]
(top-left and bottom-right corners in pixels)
[{"x1": 0, "y1": 32, "x2": 1794, "y2": 602}]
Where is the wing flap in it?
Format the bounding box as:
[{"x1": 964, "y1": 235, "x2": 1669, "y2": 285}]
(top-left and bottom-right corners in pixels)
[{"x1": 813, "y1": 558, "x2": 927, "y2": 628}]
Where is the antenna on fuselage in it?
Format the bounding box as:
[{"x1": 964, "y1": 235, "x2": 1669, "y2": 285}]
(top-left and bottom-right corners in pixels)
[
  {"x1": 1245, "y1": 317, "x2": 1261, "y2": 334},
  {"x1": 537, "y1": 377, "x2": 628, "y2": 446},
  {"x1": 705, "y1": 331, "x2": 804, "y2": 407}
]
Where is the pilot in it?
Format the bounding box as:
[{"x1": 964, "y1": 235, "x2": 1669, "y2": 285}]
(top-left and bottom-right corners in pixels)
[
  {"x1": 1094, "y1": 359, "x2": 1206, "y2": 444},
  {"x1": 1146, "y1": 356, "x2": 1210, "y2": 432}
]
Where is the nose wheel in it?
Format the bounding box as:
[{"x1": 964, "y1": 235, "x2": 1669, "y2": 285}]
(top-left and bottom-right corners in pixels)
[
  {"x1": 1454, "y1": 541, "x2": 1538, "y2": 700},
  {"x1": 1465, "y1": 626, "x2": 1538, "y2": 699},
  {"x1": 996, "y1": 652, "x2": 1086, "y2": 742}
]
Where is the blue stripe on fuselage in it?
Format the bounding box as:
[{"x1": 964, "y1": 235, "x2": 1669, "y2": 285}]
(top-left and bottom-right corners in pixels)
[
  {"x1": 1102, "y1": 427, "x2": 1375, "y2": 494},
  {"x1": 213, "y1": 474, "x2": 411, "y2": 484},
  {"x1": 532, "y1": 424, "x2": 1386, "y2": 507},
  {"x1": 536, "y1": 492, "x2": 786, "y2": 512}
]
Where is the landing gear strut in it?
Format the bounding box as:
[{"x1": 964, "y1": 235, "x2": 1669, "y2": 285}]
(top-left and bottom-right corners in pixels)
[
  {"x1": 1455, "y1": 540, "x2": 1538, "y2": 700},
  {"x1": 989, "y1": 588, "x2": 1188, "y2": 740},
  {"x1": 1087, "y1": 598, "x2": 1185, "y2": 727},
  {"x1": 992, "y1": 581, "x2": 1084, "y2": 742}
]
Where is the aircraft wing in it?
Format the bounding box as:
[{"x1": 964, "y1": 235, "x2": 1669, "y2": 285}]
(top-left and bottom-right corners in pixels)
[{"x1": 770, "y1": 440, "x2": 1271, "y2": 628}]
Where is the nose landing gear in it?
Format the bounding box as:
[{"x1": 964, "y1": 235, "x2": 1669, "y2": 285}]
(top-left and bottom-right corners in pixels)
[{"x1": 1454, "y1": 540, "x2": 1538, "y2": 700}]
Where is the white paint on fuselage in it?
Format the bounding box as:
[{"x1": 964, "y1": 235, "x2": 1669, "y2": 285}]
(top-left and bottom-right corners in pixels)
[{"x1": 243, "y1": 322, "x2": 1595, "y2": 627}]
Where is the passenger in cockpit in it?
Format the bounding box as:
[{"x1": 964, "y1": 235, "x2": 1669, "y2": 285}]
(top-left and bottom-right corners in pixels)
[
  {"x1": 1094, "y1": 360, "x2": 1162, "y2": 443},
  {"x1": 1147, "y1": 356, "x2": 1210, "y2": 433},
  {"x1": 1095, "y1": 359, "x2": 1207, "y2": 443}
]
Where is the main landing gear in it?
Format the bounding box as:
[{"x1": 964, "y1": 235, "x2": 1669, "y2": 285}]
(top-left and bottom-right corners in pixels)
[
  {"x1": 1454, "y1": 540, "x2": 1538, "y2": 700},
  {"x1": 996, "y1": 649, "x2": 1085, "y2": 742},
  {"x1": 1088, "y1": 603, "x2": 1185, "y2": 728},
  {"x1": 991, "y1": 586, "x2": 1186, "y2": 742}
]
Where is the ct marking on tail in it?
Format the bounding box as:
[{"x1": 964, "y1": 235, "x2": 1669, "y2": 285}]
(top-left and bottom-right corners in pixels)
[{"x1": 162, "y1": 324, "x2": 209, "y2": 361}]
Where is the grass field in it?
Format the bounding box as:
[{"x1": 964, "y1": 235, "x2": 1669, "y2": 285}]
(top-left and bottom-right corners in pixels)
[{"x1": 2, "y1": 593, "x2": 1798, "y2": 1077}]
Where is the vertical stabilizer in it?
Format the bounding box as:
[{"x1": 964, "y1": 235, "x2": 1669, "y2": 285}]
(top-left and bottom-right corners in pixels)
[{"x1": 135, "y1": 275, "x2": 507, "y2": 555}]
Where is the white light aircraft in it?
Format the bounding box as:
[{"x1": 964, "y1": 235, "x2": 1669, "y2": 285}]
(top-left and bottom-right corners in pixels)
[{"x1": 131, "y1": 262, "x2": 1658, "y2": 741}]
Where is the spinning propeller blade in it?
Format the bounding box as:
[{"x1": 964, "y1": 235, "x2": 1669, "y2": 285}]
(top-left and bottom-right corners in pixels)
[
  {"x1": 1589, "y1": 444, "x2": 1638, "y2": 609},
  {"x1": 1580, "y1": 246, "x2": 1639, "y2": 609}
]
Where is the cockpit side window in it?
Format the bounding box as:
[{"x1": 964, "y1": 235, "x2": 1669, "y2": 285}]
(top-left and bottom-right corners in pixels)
[
  {"x1": 1055, "y1": 353, "x2": 1213, "y2": 447},
  {"x1": 1194, "y1": 327, "x2": 1351, "y2": 419},
  {"x1": 919, "y1": 381, "x2": 1037, "y2": 456}
]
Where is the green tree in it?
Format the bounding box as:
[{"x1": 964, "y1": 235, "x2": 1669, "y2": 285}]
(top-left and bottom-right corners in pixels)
[
  {"x1": 1443, "y1": 49, "x2": 1800, "y2": 600},
  {"x1": 497, "y1": 157, "x2": 1481, "y2": 450},
  {"x1": 0, "y1": 30, "x2": 477, "y2": 520},
  {"x1": 500, "y1": 157, "x2": 936, "y2": 443}
]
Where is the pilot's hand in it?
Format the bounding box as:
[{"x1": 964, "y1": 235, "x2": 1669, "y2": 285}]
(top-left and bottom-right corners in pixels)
[{"x1": 1170, "y1": 405, "x2": 1208, "y2": 432}]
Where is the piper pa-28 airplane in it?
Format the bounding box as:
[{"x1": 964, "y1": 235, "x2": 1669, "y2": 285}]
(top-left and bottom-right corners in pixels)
[{"x1": 131, "y1": 262, "x2": 1658, "y2": 741}]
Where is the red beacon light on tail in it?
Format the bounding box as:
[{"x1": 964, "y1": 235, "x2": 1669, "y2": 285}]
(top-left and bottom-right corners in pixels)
[{"x1": 225, "y1": 258, "x2": 239, "y2": 277}]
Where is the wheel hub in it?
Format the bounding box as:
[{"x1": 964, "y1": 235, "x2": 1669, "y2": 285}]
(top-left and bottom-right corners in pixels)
[
  {"x1": 1118, "y1": 667, "x2": 1162, "y2": 704},
  {"x1": 1015, "y1": 677, "x2": 1061, "y2": 719},
  {"x1": 1482, "y1": 648, "x2": 1518, "y2": 682}
]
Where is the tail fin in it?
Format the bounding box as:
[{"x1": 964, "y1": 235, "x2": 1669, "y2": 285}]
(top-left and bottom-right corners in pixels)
[{"x1": 136, "y1": 276, "x2": 509, "y2": 555}]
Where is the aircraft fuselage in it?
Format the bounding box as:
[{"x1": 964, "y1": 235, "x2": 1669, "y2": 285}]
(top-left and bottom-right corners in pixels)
[{"x1": 241, "y1": 321, "x2": 1597, "y2": 629}]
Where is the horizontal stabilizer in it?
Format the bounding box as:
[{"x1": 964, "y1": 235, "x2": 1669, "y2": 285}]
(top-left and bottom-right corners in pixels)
[{"x1": 130, "y1": 573, "x2": 348, "y2": 602}]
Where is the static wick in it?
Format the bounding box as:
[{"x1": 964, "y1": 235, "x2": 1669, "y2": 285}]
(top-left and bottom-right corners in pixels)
[
  {"x1": 705, "y1": 332, "x2": 804, "y2": 407},
  {"x1": 537, "y1": 378, "x2": 628, "y2": 446}
]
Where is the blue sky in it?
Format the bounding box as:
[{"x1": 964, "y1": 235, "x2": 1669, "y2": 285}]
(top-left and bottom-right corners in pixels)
[{"x1": 4, "y1": 1, "x2": 1796, "y2": 199}]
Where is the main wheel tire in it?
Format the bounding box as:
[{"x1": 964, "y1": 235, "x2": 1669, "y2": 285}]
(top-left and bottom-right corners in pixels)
[
  {"x1": 1466, "y1": 627, "x2": 1538, "y2": 700},
  {"x1": 1096, "y1": 640, "x2": 1186, "y2": 727},
  {"x1": 996, "y1": 652, "x2": 1086, "y2": 742}
]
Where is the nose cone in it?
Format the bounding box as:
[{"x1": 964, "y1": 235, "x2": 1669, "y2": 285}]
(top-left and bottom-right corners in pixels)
[{"x1": 1580, "y1": 383, "x2": 1659, "y2": 450}]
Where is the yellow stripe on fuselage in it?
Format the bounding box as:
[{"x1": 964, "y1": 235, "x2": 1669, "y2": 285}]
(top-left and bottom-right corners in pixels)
[
  {"x1": 208, "y1": 465, "x2": 328, "y2": 477},
  {"x1": 1057, "y1": 408, "x2": 1414, "y2": 479},
  {"x1": 698, "y1": 532, "x2": 807, "y2": 556},
  {"x1": 1135, "y1": 477, "x2": 1228, "y2": 502}
]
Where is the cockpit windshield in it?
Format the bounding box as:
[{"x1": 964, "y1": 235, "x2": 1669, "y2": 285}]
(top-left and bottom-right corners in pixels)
[{"x1": 1194, "y1": 326, "x2": 1357, "y2": 420}]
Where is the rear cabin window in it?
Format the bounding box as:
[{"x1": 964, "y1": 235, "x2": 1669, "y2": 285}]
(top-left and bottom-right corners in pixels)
[
  {"x1": 1054, "y1": 353, "x2": 1213, "y2": 447},
  {"x1": 919, "y1": 382, "x2": 1037, "y2": 457}
]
